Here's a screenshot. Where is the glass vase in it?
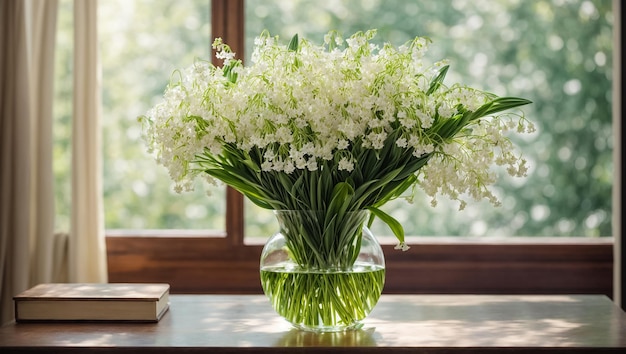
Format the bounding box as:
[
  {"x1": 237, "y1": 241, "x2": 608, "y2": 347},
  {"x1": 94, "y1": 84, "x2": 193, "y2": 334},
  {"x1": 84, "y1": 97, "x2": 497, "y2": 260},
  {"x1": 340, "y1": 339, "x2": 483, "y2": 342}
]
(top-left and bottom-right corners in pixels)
[{"x1": 259, "y1": 210, "x2": 385, "y2": 332}]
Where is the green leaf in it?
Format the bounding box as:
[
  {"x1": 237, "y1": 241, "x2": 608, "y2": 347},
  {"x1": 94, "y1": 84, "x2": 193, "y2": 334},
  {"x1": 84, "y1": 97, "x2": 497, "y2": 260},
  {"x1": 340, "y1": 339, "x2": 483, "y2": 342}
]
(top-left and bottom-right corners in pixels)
[
  {"x1": 288, "y1": 33, "x2": 299, "y2": 51},
  {"x1": 367, "y1": 206, "x2": 405, "y2": 244},
  {"x1": 353, "y1": 166, "x2": 403, "y2": 206},
  {"x1": 426, "y1": 65, "x2": 449, "y2": 95},
  {"x1": 371, "y1": 174, "x2": 417, "y2": 207},
  {"x1": 202, "y1": 168, "x2": 278, "y2": 209},
  {"x1": 326, "y1": 182, "x2": 355, "y2": 224},
  {"x1": 468, "y1": 97, "x2": 532, "y2": 121}
]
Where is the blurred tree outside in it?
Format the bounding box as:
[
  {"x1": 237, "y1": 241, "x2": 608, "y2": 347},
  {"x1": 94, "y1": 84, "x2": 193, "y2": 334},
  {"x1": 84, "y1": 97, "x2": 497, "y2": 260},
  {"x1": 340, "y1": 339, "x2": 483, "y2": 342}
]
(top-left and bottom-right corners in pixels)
[{"x1": 53, "y1": 0, "x2": 613, "y2": 238}]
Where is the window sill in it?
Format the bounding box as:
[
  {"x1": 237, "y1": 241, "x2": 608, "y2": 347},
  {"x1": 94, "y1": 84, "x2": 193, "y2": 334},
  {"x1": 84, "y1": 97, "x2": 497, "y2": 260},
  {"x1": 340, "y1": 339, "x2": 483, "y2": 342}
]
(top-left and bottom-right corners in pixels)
[{"x1": 105, "y1": 233, "x2": 613, "y2": 296}]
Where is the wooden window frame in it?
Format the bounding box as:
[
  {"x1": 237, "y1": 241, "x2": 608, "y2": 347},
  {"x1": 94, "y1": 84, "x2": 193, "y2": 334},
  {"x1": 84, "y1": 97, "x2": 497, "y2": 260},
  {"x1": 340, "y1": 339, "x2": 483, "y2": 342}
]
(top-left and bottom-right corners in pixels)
[{"x1": 106, "y1": 0, "x2": 615, "y2": 297}]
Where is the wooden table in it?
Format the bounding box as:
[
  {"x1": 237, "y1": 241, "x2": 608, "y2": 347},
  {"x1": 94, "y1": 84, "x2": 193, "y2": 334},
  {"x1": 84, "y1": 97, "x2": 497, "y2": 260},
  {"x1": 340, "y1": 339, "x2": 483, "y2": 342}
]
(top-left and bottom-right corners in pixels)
[{"x1": 1, "y1": 294, "x2": 626, "y2": 353}]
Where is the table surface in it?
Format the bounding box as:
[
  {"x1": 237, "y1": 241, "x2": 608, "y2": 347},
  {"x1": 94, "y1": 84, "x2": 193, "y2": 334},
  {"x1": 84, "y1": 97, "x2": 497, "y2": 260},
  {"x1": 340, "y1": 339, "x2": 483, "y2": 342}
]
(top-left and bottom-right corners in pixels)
[{"x1": 1, "y1": 294, "x2": 626, "y2": 353}]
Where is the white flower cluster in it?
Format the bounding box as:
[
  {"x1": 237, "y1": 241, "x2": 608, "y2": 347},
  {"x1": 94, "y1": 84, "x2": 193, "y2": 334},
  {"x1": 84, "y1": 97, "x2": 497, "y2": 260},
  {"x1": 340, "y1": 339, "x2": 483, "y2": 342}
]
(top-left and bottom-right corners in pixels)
[{"x1": 142, "y1": 29, "x2": 534, "y2": 208}]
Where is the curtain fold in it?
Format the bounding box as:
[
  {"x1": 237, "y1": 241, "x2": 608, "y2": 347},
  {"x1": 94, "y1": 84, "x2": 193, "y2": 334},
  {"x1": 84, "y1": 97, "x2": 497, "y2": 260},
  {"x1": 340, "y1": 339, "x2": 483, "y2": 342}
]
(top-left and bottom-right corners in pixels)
[
  {"x1": 0, "y1": 0, "x2": 34, "y2": 326},
  {"x1": 0, "y1": 0, "x2": 59, "y2": 325},
  {"x1": 70, "y1": 0, "x2": 107, "y2": 282},
  {"x1": 25, "y1": 0, "x2": 58, "y2": 286}
]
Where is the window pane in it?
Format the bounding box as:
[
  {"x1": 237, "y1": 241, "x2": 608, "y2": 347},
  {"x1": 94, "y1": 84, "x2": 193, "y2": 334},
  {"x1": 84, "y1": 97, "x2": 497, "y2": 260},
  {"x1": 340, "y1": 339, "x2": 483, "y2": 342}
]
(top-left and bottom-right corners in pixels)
[
  {"x1": 97, "y1": 0, "x2": 224, "y2": 230},
  {"x1": 243, "y1": 0, "x2": 613, "y2": 238}
]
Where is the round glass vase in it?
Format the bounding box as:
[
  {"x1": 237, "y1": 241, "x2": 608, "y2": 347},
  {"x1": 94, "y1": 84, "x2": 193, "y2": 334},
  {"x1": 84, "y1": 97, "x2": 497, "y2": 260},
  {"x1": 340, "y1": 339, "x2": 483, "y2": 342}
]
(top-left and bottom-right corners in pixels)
[{"x1": 259, "y1": 210, "x2": 385, "y2": 332}]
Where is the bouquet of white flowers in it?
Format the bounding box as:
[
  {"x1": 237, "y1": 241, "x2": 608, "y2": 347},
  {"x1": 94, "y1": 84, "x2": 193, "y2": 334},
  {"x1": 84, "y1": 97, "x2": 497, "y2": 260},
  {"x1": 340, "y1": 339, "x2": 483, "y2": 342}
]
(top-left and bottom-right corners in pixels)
[{"x1": 141, "y1": 29, "x2": 533, "y2": 330}]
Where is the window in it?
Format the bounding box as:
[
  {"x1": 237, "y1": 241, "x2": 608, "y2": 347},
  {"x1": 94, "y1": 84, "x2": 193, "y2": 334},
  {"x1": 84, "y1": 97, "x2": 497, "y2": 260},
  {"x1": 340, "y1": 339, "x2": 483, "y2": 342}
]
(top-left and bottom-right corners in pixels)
[
  {"x1": 243, "y1": 0, "x2": 614, "y2": 239},
  {"x1": 98, "y1": 0, "x2": 225, "y2": 231},
  {"x1": 53, "y1": 0, "x2": 615, "y2": 295},
  {"x1": 56, "y1": 0, "x2": 225, "y2": 233}
]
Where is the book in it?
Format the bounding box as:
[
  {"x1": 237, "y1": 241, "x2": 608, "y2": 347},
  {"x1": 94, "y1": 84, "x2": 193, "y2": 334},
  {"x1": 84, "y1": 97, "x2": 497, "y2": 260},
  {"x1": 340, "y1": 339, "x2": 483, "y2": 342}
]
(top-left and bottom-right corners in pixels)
[{"x1": 13, "y1": 283, "x2": 170, "y2": 322}]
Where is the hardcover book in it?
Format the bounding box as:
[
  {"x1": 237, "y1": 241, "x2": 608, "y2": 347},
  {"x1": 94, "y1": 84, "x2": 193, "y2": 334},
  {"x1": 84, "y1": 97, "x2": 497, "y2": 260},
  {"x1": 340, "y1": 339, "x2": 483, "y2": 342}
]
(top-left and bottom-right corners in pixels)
[{"x1": 13, "y1": 283, "x2": 170, "y2": 322}]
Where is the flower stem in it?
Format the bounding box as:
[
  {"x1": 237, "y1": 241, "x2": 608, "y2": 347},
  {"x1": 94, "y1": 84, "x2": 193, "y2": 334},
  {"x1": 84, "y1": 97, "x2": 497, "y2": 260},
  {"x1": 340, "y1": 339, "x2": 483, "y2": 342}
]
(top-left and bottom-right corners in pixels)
[{"x1": 260, "y1": 266, "x2": 385, "y2": 331}]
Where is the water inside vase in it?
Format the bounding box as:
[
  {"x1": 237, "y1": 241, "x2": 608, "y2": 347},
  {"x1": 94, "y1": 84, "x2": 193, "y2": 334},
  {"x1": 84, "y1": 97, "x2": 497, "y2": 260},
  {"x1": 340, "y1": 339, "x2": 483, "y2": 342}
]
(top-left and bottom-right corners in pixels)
[{"x1": 260, "y1": 262, "x2": 385, "y2": 332}]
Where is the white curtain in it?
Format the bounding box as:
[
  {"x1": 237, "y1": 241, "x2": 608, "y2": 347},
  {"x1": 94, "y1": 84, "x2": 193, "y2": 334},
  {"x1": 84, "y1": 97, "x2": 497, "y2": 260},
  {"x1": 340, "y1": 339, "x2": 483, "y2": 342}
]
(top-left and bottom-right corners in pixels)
[
  {"x1": 25, "y1": 0, "x2": 59, "y2": 287},
  {"x1": 0, "y1": 0, "x2": 36, "y2": 326},
  {"x1": 0, "y1": 0, "x2": 59, "y2": 326},
  {"x1": 70, "y1": 0, "x2": 107, "y2": 282},
  {"x1": 0, "y1": 0, "x2": 107, "y2": 325}
]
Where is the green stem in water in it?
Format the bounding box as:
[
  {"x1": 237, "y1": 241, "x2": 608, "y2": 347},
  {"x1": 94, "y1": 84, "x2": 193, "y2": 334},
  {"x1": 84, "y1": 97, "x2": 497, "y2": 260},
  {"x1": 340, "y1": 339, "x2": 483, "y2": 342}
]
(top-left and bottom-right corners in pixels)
[{"x1": 260, "y1": 267, "x2": 385, "y2": 330}]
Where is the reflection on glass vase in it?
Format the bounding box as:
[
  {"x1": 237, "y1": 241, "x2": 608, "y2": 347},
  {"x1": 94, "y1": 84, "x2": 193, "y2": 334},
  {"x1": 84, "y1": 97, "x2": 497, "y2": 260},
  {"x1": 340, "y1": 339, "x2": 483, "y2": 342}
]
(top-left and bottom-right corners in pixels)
[{"x1": 259, "y1": 210, "x2": 385, "y2": 332}]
